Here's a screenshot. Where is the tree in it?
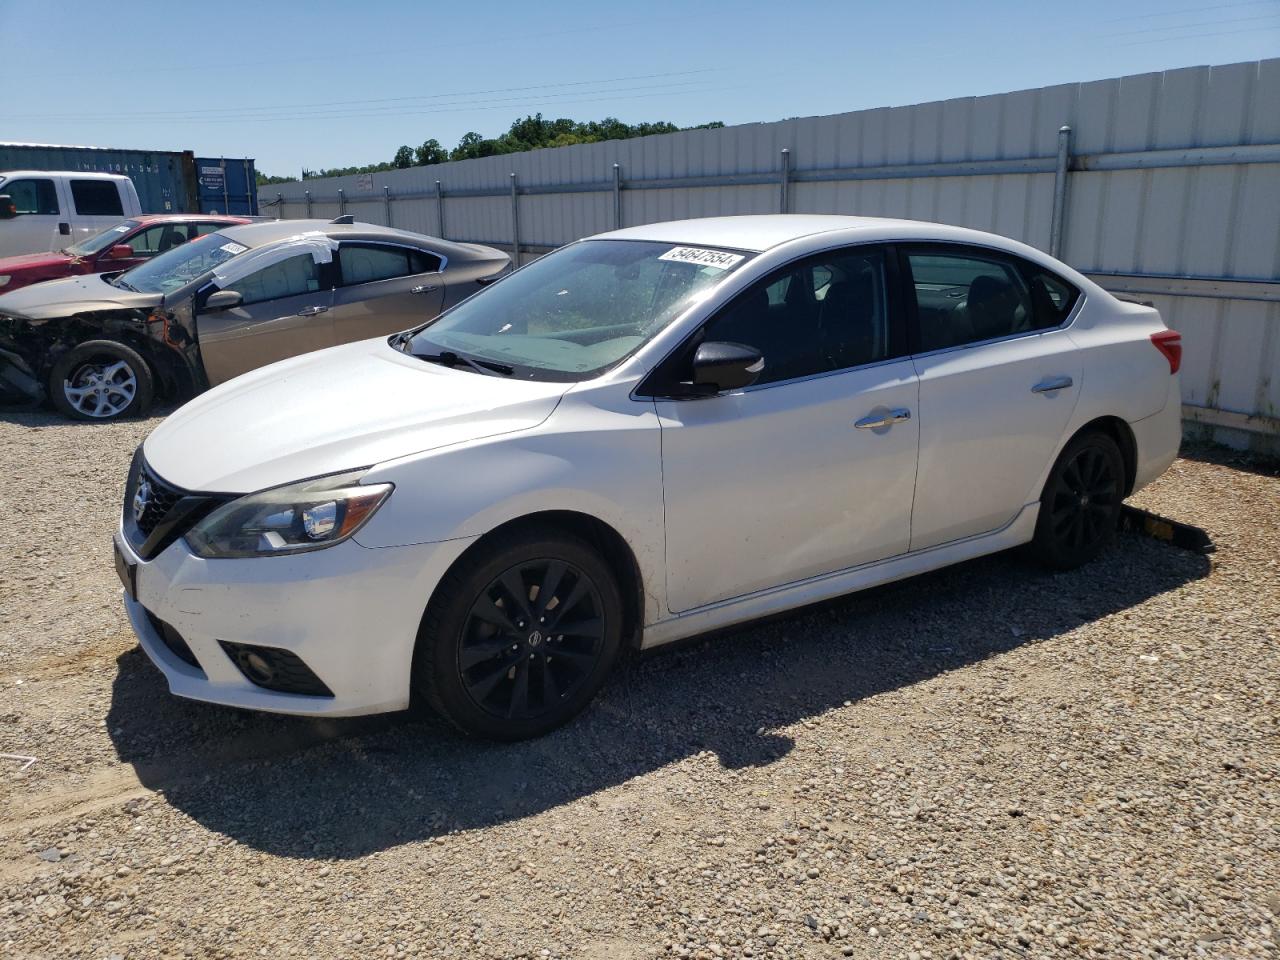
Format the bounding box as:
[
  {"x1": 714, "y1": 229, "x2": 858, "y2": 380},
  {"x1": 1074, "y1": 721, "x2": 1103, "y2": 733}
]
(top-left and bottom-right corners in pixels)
[
  {"x1": 415, "y1": 139, "x2": 448, "y2": 166},
  {"x1": 392, "y1": 145, "x2": 414, "y2": 168}
]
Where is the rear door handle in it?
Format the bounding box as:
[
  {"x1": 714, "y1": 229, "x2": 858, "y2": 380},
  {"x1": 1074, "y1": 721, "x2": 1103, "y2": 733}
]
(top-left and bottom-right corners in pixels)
[
  {"x1": 58, "y1": 222, "x2": 71, "y2": 236},
  {"x1": 297, "y1": 305, "x2": 329, "y2": 317},
  {"x1": 410, "y1": 284, "x2": 438, "y2": 295},
  {"x1": 1032, "y1": 375, "x2": 1073, "y2": 393},
  {"x1": 855, "y1": 408, "x2": 912, "y2": 430}
]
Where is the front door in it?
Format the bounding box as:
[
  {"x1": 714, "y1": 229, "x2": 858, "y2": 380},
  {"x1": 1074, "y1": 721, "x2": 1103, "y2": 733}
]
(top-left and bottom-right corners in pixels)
[
  {"x1": 195, "y1": 251, "x2": 334, "y2": 385},
  {"x1": 328, "y1": 242, "x2": 446, "y2": 345},
  {"x1": 655, "y1": 245, "x2": 920, "y2": 613},
  {"x1": 902, "y1": 245, "x2": 1084, "y2": 550}
]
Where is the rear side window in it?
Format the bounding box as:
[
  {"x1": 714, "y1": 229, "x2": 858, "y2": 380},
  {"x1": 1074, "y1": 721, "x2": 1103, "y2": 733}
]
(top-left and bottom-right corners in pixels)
[
  {"x1": 906, "y1": 247, "x2": 1075, "y2": 352},
  {"x1": 71, "y1": 180, "x2": 124, "y2": 216},
  {"x1": 194, "y1": 222, "x2": 230, "y2": 237},
  {"x1": 224, "y1": 253, "x2": 323, "y2": 306},
  {"x1": 337, "y1": 243, "x2": 441, "y2": 287},
  {"x1": 3, "y1": 178, "x2": 59, "y2": 215}
]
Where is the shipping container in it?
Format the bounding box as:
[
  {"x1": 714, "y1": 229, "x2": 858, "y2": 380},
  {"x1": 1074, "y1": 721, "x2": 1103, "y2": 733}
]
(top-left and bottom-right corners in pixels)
[
  {"x1": 193, "y1": 157, "x2": 259, "y2": 215},
  {"x1": 0, "y1": 142, "x2": 258, "y2": 215}
]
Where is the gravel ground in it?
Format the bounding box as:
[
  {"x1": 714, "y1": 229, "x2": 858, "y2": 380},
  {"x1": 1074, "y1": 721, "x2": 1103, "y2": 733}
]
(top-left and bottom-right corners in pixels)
[{"x1": 0, "y1": 408, "x2": 1277, "y2": 960}]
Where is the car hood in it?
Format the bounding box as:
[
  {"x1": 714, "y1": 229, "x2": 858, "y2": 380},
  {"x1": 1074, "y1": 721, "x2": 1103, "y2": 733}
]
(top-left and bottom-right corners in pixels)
[
  {"x1": 143, "y1": 339, "x2": 571, "y2": 493},
  {"x1": 0, "y1": 251, "x2": 73, "y2": 273},
  {"x1": 0, "y1": 272, "x2": 159, "y2": 318}
]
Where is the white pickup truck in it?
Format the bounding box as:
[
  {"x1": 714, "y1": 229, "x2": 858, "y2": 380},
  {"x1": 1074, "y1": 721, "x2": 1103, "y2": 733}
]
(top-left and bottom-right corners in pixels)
[{"x1": 0, "y1": 171, "x2": 143, "y2": 258}]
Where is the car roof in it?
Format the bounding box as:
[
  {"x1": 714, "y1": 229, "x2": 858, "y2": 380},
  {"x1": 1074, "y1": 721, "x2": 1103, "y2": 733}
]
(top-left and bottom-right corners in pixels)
[
  {"x1": 0, "y1": 170, "x2": 130, "y2": 182},
  {"x1": 214, "y1": 219, "x2": 504, "y2": 261},
  {"x1": 594, "y1": 214, "x2": 1041, "y2": 255}
]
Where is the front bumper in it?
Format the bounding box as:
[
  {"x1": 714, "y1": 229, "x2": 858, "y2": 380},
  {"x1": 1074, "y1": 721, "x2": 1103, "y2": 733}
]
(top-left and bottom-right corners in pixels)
[{"x1": 117, "y1": 528, "x2": 476, "y2": 717}]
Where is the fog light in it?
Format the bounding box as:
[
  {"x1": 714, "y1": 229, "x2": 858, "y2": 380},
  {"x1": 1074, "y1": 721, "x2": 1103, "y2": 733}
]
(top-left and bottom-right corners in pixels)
[{"x1": 243, "y1": 651, "x2": 274, "y2": 683}]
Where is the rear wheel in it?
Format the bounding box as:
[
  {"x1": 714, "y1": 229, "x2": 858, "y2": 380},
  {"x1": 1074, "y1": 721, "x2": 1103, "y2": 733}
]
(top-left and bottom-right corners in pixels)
[
  {"x1": 1030, "y1": 430, "x2": 1125, "y2": 570},
  {"x1": 413, "y1": 526, "x2": 623, "y2": 740},
  {"x1": 49, "y1": 340, "x2": 154, "y2": 422}
]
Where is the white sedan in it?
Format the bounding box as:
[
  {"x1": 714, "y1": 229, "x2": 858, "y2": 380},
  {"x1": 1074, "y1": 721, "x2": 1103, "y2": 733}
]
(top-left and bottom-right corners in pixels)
[{"x1": 114, "y1": 215, "x2": 1183, "y2": 740}]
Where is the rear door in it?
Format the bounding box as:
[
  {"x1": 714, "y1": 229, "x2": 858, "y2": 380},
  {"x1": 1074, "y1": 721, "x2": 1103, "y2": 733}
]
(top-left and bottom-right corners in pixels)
[
  {"x1": 0, "y1": 176, "x2": 64, "y2": 255},
  {"x1": 68, "y1": 179, "x2": 127, "y2": 246},
  {"x1": 328, "y1": 242, "x2": 445, "y2": 344},
  {"x1": 195, "y1": 251, "x2": 334, "y2": 385},
  {"x1": 903, "y1": 244, "x2": 1083, "y2": 551}
]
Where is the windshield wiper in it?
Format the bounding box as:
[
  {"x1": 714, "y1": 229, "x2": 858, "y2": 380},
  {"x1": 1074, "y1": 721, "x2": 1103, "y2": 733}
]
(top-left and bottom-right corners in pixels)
[
  {"x1": 111, "y1": 277, "x2": 138, "y2": 292},
  {"x1": 415, "y1": 350, "x2": 512, "y2": 376}
]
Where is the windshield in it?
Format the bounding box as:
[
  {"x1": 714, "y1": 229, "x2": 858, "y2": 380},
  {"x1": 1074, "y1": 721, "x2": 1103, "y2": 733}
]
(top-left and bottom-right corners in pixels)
[
  {"x1": 66, "y1": 220, "x2": 141, "y2": 258},
  {"x1": 116, "y1": 231, "x2": 251, "y2": 294},
  {"x1": 408, "y1": 239, "x2": 752, "y2": 380}
]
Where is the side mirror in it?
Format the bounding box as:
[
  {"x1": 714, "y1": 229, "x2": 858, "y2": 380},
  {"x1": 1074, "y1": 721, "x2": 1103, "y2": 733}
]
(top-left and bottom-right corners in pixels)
[
  {"x1": 0, "y1": 195, "x2": 15, "y2": 219},
  {"x1": 204, "y1": 290, "x2": 243, "y2": 312},
  {"x1": 105, "y1": 244, "x2": 135, "y2": 260},
  {"x1": 691, "y1": 341, "x2": 764, "y2": 393}
]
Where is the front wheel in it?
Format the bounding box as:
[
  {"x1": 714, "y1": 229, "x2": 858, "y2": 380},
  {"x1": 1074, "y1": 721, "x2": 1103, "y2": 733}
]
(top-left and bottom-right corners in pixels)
[
  {"x1": 413, "y1": 526, "x2": 624, "y2": 740},
  {"x1": 49, "y1": 339, "x2": 154, "y2": 422},
  {"x1": 1030, "y1": 430, "x2": 1125, "y2": 570}
]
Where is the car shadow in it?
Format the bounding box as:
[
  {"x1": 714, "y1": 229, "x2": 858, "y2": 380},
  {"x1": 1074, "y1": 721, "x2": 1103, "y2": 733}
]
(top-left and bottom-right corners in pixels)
[{"x1": 106, "y1": 531, "x2": 1210, "y2": 859}]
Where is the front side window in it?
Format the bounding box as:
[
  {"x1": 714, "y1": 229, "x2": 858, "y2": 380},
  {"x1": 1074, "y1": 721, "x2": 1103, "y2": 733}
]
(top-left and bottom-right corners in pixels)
[
  {"x1": 224, "y1": 253, "x2": 322, "y2": 306},
  {"x1": 71, "y1": 180, "x2": 124, "y2": 217},
  {"x1": 65, "y1": 219, "x2": 140, "y2": 257},
  {"x1": 408, "y1": 239, "x2": 752, "y2": 380},
  {"x1": 337, "y1": 243, "x2": 438, "y2": 286},
  {"x1": 700, "y1": 247, "x2": 892, "y2": 385},
  {"x1": 125, "y1": 225, "x2": 170, "y2": 257},
  {"x1": 115, "y1": 231, "x2": 252, "y2": 294},
  {"x1": 2, "y1": 178, "x2": 59, "y2": 215},
  {"x1": 906, "y1": 247, "x2": 1074, "y2": 351}
]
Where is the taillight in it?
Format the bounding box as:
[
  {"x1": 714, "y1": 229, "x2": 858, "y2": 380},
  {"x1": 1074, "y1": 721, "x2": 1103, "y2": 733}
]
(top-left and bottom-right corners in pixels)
[{"x1": 1150, "y1": 330, "x2": 1182, "y2": 374}]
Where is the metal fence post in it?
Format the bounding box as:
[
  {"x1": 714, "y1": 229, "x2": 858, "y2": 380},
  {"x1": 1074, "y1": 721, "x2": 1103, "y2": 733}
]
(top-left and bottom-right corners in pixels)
[
  {"x1": 383, "y1": 185, "x2": 392, "y2": 227},
  {"x1": 338, "y1": 188, "x2": 346, "y2": 217},
  {"x1": 510, "y1": 173, "x2": 521, "y2": 264},
  {"x1": 304, "y1": 190, "x2": 312, "y2": 218},
  {"x1": 780, "y1": 148, "x2": 792, "y2": 214},
  {"x1": 612, "y1": 162, "x2": 622, "y2": 229},
  {"x1": 1049, "y1": 125, "x2": 1072, "y2": 259},
  {"x1": 275, "y1": 192, "x2": 283, "y2": 220},
  {"x1": 435, "y1": 180, "x2": 445, "y2": 238}
]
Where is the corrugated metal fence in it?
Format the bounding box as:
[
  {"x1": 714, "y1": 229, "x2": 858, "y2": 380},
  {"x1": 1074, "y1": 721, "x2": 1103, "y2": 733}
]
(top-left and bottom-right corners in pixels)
[{"x1": 264, "y1": 59, "x2": 1280, "y2": 450}]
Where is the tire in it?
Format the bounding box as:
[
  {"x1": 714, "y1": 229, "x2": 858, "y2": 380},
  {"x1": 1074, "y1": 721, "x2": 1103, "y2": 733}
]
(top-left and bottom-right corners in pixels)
[
  {"x1": 49, "y1": 339, "x2": 154, "y2": 422},
  {"x1": 1030, "y1": 430, "x2": 1125, "y2": 570},
  {"x1": 413, "y1": 525, "x2": 624, "y2": 740}
]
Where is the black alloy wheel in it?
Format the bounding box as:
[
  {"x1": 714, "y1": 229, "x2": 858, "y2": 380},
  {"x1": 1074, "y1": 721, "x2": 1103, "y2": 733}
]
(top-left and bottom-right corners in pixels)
[
  {"x1": 459, "y1": 558, "x2": 606, "y2": 721},
  {"x1": 1031, "y1": 430, "x2": 1125, "y2": 569},
  {"x1": 413, "y1": 526, "x2": 623, "y2": 740}
]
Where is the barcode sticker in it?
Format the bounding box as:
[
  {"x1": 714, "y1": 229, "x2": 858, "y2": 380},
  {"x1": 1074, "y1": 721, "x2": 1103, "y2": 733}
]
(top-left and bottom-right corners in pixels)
[{"x1": 658, "y1": 247, "x2": 745, "y2": 270}]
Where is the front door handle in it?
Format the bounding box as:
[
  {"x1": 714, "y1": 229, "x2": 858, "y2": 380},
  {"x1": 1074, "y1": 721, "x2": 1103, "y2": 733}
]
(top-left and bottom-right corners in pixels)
[
  {"x1": 410, "y1": 284, "x2": 438, "y2": 295},
  {"x1": 1032, "y1": 375, "x2": 1073, "y2": 394},
  {"x1": 297, "y1": 305, "x2": 329, "y2": 317},
  {"x1": 855, "y1": 408, "x2": 912, "y2": 430}
]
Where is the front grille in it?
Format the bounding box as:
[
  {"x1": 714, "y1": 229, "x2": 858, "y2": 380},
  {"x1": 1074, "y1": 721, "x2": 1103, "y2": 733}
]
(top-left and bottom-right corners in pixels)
[
  {"x1": 145, "y1": 611, "x2": 203, "y2": 672},
  {"x1": 134, "y1": 466, "x2": 184, "y2": 539},
  {"x1": 219, "y1": 642, "x2": 335, "y2": 697},
  {"x1": 123, "y1": 447, "x2": 230, "y2": 560}
]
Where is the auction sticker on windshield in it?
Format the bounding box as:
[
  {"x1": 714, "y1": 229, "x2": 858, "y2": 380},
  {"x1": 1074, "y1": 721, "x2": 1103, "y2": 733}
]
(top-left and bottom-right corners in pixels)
[
  {"x1": 658, "y1": 247, "x2": 745, "y2": 270},
  {"x1": 219, "y1": 242, "x2": 248, "y2": 255}
]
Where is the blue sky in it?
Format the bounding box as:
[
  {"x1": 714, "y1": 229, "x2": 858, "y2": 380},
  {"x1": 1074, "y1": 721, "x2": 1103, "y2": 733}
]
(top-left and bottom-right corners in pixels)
[{"x1": 2, "y1": 0, "x2": 1277, "y2": 176}]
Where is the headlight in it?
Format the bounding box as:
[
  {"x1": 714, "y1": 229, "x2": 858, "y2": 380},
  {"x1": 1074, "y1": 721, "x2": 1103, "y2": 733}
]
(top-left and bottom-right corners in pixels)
[
  {"x1": 186, "y1": 470, "x2": 392, "y2": 559},
  {"x1": 0, "y1": 276, "x2": 10, "y2": 287}
]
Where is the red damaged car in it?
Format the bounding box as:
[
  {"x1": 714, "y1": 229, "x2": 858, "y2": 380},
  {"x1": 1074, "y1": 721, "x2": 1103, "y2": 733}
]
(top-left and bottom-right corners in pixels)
[{"x1": 0, "y1": 214, "x2": 249, "y2": 294}]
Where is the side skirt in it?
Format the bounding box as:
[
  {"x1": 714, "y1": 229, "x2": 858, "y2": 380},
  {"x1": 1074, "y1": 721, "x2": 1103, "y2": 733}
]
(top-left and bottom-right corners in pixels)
[{"x1": 639, "y1": 502, "x2": 1040, "y2": 650}]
